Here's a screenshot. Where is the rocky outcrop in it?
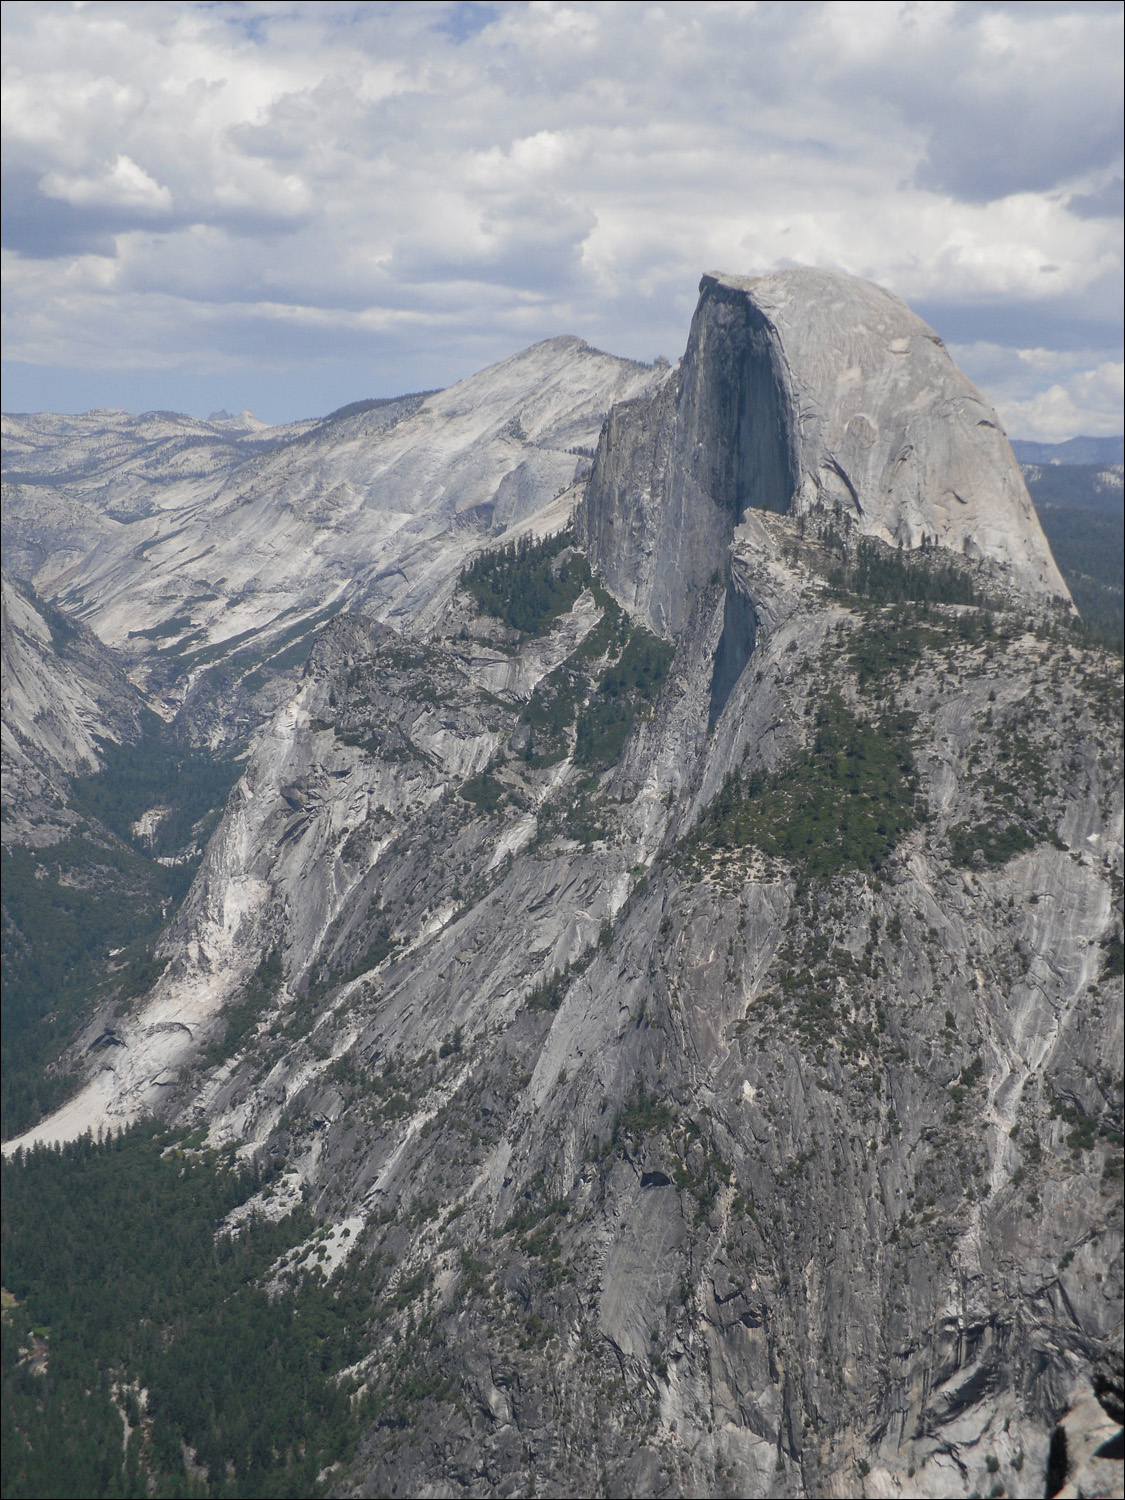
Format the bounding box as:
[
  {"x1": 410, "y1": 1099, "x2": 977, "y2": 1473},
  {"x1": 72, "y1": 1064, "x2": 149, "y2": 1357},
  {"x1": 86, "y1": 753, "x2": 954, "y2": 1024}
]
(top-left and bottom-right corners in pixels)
[
  {"x1": 579, "y1": 269, "x2": 1068, "y2": 637},
  {"x1": 16, "y1": 546, "x2": 1117, "y2": 1497},
  {"x1": 1047, "y1": 1378, "x2": 1124, "y2": 1499},
  {"x1": 0, "y1": 571, "x2": 148, "y2": 843}
]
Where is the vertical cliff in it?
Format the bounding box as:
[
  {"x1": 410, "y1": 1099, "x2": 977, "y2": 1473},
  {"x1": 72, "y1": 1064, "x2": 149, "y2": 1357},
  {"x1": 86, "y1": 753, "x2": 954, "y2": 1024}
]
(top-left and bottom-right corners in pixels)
[{"x1": 579, "y1": 269, "x2": 1068, "y2": 643}]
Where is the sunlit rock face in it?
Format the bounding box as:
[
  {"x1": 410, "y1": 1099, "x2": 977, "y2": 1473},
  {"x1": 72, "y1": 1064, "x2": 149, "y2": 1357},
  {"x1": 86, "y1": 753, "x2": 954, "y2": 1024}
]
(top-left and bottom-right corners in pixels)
[
  {"x1": 580, "y1": 268, "x2": 1068, "y2": 637},
  {"x1": 1, "y1": 571, "x2": 147, "y2": 844},
  {"x1": 2, "y1": 272, "x2": 1119, "y2": 1500},
  {"x1": 1, "y1": 339, "x2": 666, "y2": 708}
]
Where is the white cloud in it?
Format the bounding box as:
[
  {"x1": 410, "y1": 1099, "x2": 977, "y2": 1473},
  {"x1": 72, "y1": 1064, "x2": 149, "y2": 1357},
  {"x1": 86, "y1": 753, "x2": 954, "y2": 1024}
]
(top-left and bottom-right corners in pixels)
[
  {"x1": 41, "y1": 154, "x2": 173, "y2": 211},
  {"x1": 1, "y1": 0, "x2": 1121, "y2": 430},
  {"x1": 950, "y1": 340, "x2": 1124, "y2": 441},
  {"x1": 994, "y1": 361, "x2": 1125, "y2": 443}
]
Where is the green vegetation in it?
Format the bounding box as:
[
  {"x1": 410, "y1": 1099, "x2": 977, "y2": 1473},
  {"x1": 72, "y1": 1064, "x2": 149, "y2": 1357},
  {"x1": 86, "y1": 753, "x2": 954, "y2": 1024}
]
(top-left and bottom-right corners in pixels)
[
  {"x1": 1, "y1": 1124, "x2": 371, "y2": 1499},
  {"x1": 202, "y1": 951, "x2": 283, "y2": 1065},
  {"x1": 2, "y1": 723, "x2": 241, "y2": 1140},
  {"x1": 575, "y1": 628, "x2": 674, "y2": 770},
  {"x1": 824, "y1": 533, "x2": 990, "y2": 608},
  {"x1": 127, "y1": 615, "x2": 192, "y2": 642},
  {"x1": 574, "y1": 694, "x2": 639, "y2": 769},
  {"x1": 525, "y1": 968, "x2": 573, "y2": 1013},
  {"x1": 459, "y1": 769, "x2": 504, "y2": 813},
  {"x1": 520, "y1": 581, "x2": 673, "y2": 772},
  {"x1": 264, "y1": 634, "x2": 313, "y2": 673},
  {"x1": 946, "y1": 1056, "x2": 985, "y2": 1114},
  {"x1": 71, "y1": 729, "x2": 240, "y2": 859},
  {"x1": 846, "y1": 617, "x2": 941, "y2": 689},
  {"x1": 460, "y1": 529, "x2": 590, "y2": 636},
  {"x1": 335, "y1": 923, "x2": 398, "y2": 984},
  {"x1": 947, "y1": 819, "x2": 1037, "y2": 868},
  {"x1": 610, "y1": 1082, "x2": 678, "y2": 1145},
  {"x1": 502, "y1": 1184, "x2": 573, "y2": 1304},
  {"x1": 1047, "y1": 1086, "x2": 1122, "y2": 1155},
  {"x1": 519, "y1": 659, "x2": 585, "y2": 766},
  {"x1": 762, "y1": 911, "x2": 888, "y2": 1065},
  {"x1": 947, "y1": 703, "x2": 1066, "y2": 868},
  {"x1": 1101, "y1": 932, "x2": 1124, "y2": 980},
  {"x1": 531, "y1": 774, "x2": 613, "y2": 846},
  {"x1": 300, "y1": 921, "x2": 398, "y2": 1013},
  {"x1": 685, "y1": 695, "x2": 920, "y2": 878},
  {"x1": 321, "y1": 391, "x2": 434, "y2": 424},
  {"x1": 587, "y1": 1085, "x2": 734, "y2": 1226},
  {"x1": 1034, "y1": 505, "x2": 1124, "y2": 653},
  {"x1": 1, "y1": 839, "x2": 190, "y2": 1139},
  {"x1": 523, "y1": 938, "x2": 604, "y2": 1013},
  {"x1": 1021, "y1": 460, "x2": 1123, "y2": 511},
  {"x1": 844, "y1": 605, "x2": 999, "y2": 692}
]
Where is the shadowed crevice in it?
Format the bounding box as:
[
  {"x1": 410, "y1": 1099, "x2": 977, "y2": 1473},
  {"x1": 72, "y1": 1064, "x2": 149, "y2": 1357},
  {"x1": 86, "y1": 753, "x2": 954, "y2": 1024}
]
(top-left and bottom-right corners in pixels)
[
  {"x1": 708, "y1": 582, "x2": 758, "y2": 728},
  {"x1": 1046, "y1": 1423, "x2": 1069, "y2": 1498}
]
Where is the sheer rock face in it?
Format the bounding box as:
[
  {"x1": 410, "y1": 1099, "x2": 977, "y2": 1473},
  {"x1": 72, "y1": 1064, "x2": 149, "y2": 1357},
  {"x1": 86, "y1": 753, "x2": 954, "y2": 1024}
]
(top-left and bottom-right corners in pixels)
[
  {"x1": 580, "y1": 269, "x2": 1068, "y2": 637},
  {"x1": 0, "y1": 571, "x2": 147, "y2": 844},
  {"x1": 0, "y1": 339, "x2": 663, "y2": 690}
]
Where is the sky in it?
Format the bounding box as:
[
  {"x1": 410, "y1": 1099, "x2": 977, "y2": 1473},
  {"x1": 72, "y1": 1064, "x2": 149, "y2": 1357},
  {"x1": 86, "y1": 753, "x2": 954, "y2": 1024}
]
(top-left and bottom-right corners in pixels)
[{"x1": 2, "y1": 0, "x2": 1122, "y2": 439}]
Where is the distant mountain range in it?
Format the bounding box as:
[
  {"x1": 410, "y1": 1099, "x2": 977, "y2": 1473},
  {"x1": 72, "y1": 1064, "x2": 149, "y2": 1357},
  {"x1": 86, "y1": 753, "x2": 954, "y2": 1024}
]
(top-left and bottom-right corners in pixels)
[{"x1": 1010, "y1": 434, "x2": 1124, "y2": 465}]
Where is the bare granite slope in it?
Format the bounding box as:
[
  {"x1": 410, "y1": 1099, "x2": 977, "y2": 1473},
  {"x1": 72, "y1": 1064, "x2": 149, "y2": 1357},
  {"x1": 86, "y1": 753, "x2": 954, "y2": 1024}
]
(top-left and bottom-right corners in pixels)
[
  {"x1": 2, "y1": 339, "x2": 666, "y2": 701},
  {"x1": 1, "y1": 571, "x2": 148, "y2": 844},
  {"x1": 580, "y1": 269, "x2": 1068, "y2": 636}
]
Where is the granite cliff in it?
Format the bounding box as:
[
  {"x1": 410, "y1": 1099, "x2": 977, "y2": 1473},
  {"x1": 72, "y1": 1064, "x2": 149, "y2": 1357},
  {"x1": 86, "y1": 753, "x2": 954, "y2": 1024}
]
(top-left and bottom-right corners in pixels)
[
  {"x1": 2, "y1": 271, "x2": 1120, "y2": 1500},
  {"x1": 579, "y1": 269, "x2": 1067, "y2": 640},
  {"x1": 1, "y1": 572, "x2": 149, "y2": 845}
]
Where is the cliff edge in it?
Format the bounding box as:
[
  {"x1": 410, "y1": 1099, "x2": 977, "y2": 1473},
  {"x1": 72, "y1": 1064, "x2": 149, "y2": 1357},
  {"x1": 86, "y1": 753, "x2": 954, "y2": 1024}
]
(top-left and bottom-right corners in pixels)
[{"x1": 580, "y1": 267, "x2": 1068, "y2": 635}]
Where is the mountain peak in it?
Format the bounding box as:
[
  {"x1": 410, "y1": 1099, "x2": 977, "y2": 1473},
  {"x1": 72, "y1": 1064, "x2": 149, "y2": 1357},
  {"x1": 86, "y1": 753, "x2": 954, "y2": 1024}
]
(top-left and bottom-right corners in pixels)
[
  {"x1": 702, "y1": 267, "x2": 1065, "y2": 594},
  {"x1": 580, "y1": 266, "x2": 1067, "y2": 636}
]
